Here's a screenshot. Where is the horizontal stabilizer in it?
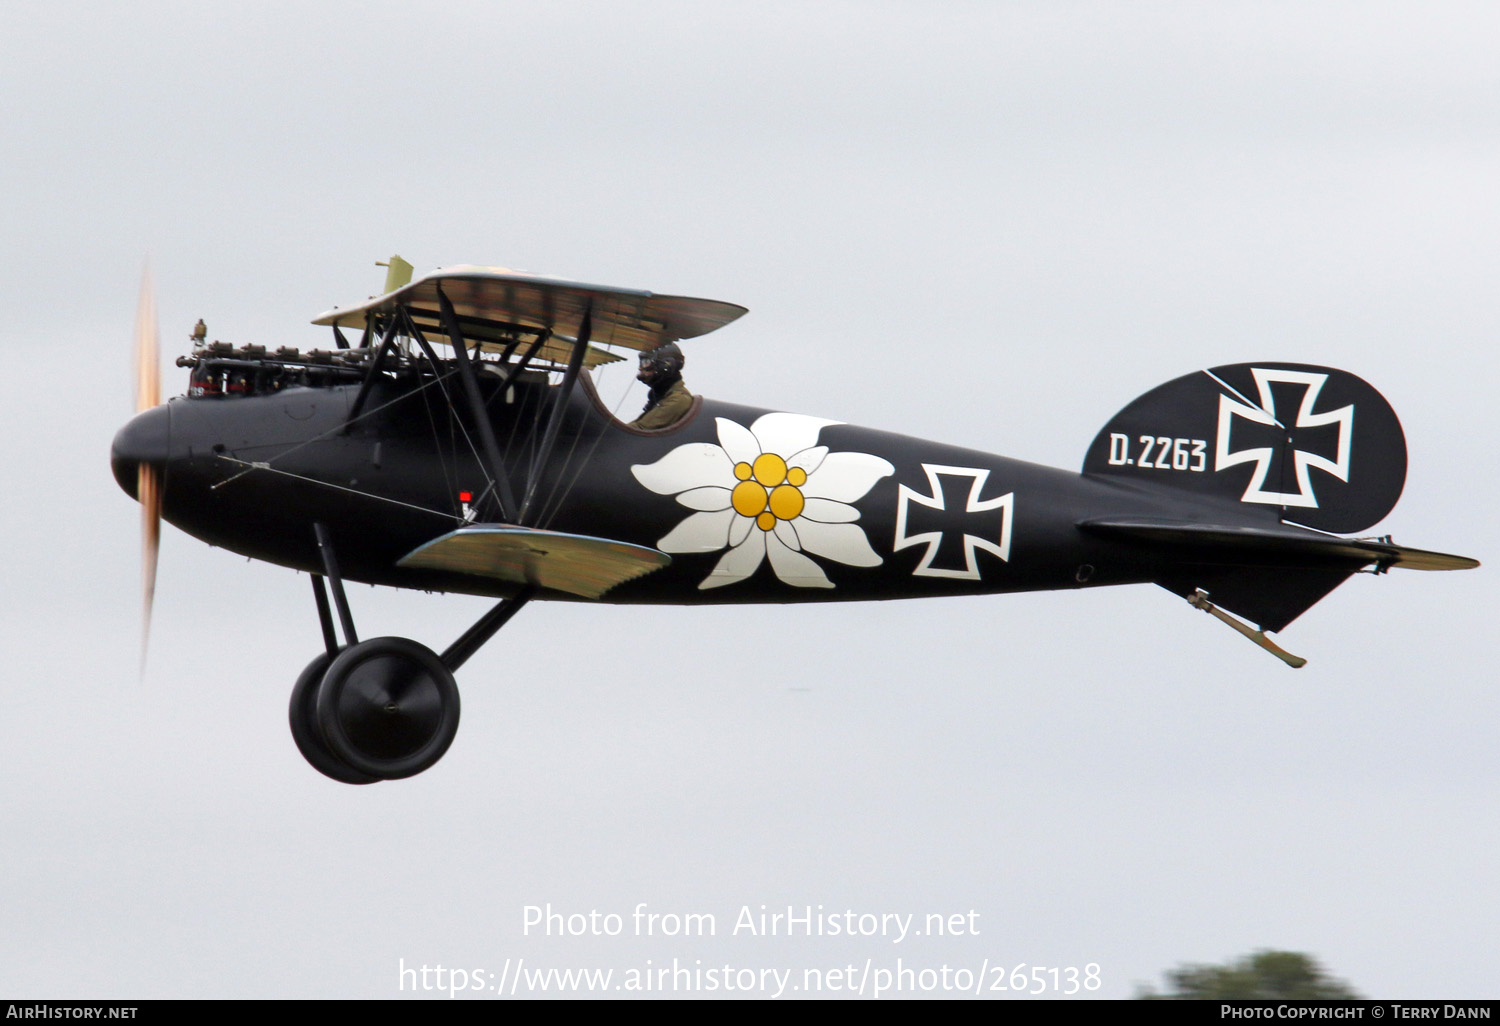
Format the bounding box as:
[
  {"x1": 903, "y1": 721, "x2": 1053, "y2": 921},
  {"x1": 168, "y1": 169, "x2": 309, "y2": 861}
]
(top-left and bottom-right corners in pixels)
[
  {"x1": 1375, "y1": 544, "x2": 1482, "y2": 571},
  {"x1": 1078, "y1": 517, "x2": 1478, "y2": 571},
  {"x1": 1080, "y1": 516, "x2": 1478, "y2": 632},
  {"x1": 398, "y1": 525, "x2": 671, "y2": 599}
]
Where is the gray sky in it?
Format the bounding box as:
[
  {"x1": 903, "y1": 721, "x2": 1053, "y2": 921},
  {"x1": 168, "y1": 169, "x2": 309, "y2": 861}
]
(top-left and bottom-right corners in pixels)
[{"x1": 2, "y1": 0, "x2": 1496, "y2": 999}]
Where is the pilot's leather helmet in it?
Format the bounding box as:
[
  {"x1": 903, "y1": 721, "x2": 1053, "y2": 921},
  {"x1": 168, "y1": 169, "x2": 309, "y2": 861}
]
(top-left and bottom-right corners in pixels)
[{"x1": 638, "y1": 341, "x2": 684, "y2": 384}]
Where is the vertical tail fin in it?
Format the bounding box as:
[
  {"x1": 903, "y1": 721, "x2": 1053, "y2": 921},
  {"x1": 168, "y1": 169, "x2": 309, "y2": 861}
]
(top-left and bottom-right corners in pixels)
[{"x1": 1082, "y1": 362, "x2": 1407, "y2": 533}]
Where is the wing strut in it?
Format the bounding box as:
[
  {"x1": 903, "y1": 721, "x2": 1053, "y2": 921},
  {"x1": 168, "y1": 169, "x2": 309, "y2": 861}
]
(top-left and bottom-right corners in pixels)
[
  {"x1": 519, "y1": 301, "x2": 591, "y2": 525},
  {"x1": 491, "y1": 332, "x2": 549, "y2": 393},
  {"x1": 401, "y1": 300, "x2": 518, "y2": 522},
  {"x1": 342, "y1": 315, "x2": 402, "y2": 432},
  {"x1": 433, "y1": 289, "x2": 521, "y2": 521}
]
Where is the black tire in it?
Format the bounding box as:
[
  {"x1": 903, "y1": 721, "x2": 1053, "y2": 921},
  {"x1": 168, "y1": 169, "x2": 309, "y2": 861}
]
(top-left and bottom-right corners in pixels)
[
  {"x1": 314, "y1": 637, "x2": 460, "y2": 780},
  {"x1": 288, "y1": 649, "x2": 379, "y2": 785}
]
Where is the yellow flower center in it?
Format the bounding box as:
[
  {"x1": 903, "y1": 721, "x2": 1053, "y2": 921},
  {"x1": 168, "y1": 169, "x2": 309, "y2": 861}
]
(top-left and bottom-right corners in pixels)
[
  {"x1": 768, "y1": 483, "x2": 804, "y2": 521},
  {"x1": 752, "y1": 453, "x2": 787, "y2": 486},
  {"x1": 732, "y1": 480, "x2": 768, "y2": 517},
  {"x1": 732, "y1": 455, "x2": 808, "y2": 531}
]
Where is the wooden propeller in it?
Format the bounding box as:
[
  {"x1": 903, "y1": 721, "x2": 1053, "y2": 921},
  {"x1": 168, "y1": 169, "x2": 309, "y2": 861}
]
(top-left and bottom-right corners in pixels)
[{"x1": 135, "y1": 264, "x2": 161, "y2": 672}]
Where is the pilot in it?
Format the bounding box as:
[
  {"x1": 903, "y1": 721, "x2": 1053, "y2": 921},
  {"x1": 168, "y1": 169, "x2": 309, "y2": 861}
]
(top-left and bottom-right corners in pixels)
[{"x1": 629, "y1": 341, "x2": 693, "y2": 430}]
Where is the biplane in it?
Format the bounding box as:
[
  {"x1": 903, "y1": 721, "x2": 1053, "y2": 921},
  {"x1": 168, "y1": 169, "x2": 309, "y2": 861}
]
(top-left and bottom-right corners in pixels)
[{"x1": 111, "y1": 257, "x2": 1478, "y2": 784}]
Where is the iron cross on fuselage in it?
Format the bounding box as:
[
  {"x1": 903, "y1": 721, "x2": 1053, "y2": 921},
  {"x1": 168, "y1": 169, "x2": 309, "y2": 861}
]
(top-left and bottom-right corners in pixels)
[{"x1": 892, "y1": 464, "x2": 1015, "y2": 580}]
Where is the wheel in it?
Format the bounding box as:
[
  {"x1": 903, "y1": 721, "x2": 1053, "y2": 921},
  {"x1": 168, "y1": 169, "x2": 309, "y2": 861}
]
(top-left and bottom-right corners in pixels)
[
  {"x1": 288, "y1": 649, "x2": 379, "y2": 785},
  {"x1": 314, "y1": 637, "x2": 460, "y2": 780}
]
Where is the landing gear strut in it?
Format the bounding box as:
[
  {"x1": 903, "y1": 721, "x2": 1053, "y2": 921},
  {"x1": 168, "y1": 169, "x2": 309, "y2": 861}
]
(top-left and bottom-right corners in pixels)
[{"x1": 286, "y1": 523, "x2": 534, "y2": 783}]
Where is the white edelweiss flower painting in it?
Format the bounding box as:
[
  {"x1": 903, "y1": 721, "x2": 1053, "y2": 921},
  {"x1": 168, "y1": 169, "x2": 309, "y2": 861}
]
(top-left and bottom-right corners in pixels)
[{"x1": 631, "y1": 412, "x2": 894, "y2": 589}]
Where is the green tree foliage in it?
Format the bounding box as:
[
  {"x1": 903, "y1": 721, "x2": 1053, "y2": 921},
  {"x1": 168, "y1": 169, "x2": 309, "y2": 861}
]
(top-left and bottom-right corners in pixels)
[{"x1": 1137, "y1": 950, "x2": 1361, "y2": 1000}]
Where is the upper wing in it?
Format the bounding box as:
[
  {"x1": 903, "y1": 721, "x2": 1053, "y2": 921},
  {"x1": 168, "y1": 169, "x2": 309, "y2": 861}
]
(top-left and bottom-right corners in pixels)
[{"x1": 312, "y1": 265, "x2": 748, "y2": 365}]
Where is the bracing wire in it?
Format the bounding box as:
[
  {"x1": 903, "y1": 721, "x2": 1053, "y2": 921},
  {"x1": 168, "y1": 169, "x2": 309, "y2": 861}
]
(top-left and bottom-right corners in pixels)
[{"x1": 212, "y1": 455, "x2": 461, "y2": 522}]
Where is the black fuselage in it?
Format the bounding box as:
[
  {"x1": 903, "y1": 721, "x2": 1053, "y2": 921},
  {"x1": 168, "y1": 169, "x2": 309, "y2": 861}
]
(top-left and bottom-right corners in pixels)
[{"x1": 112, "y1": 368, "x2": 1285, "y2": 606}]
